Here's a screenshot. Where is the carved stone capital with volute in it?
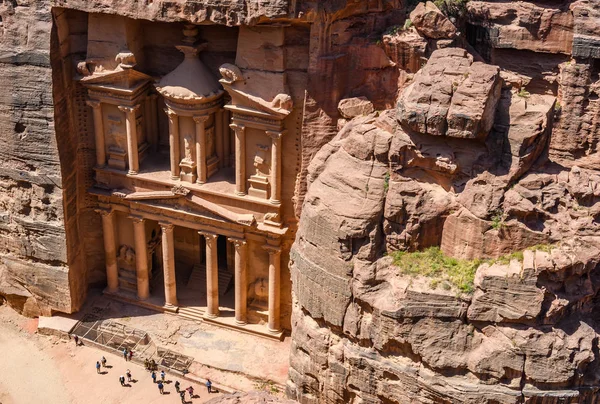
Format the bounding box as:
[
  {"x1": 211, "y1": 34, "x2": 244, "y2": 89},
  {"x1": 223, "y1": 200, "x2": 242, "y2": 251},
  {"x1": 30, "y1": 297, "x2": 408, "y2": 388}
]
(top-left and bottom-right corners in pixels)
[
  {"x1": 266, "y1": 130, "x2": 286, "y2": 140},
  {"x1": 159, "y1": 222, "x2": 175, "y2": 232},
  {"x1": 228, "y1": 237, "x2": 247, "y2": 250},
  {"x1": 263, "y1": 244, "x2": 282, "y2": 255},
  {"x1": 118, "y1": 105, "x2": 141, "y2": 114},
  {"x1": 193, "y1": 115, "x2": 210, "y2": 124},
  {"x1": 230, "y1": 123, "x2": 245, "y2": 135},
  {"x1": 95, "y1": 208, "x2": 114, "y2": 218},
  {"x1": 86, "y1": 100, "x2": 102, "y2": 109},
  {"x1": 199, "y1": 231, "x2": 218, "y2": 242}
]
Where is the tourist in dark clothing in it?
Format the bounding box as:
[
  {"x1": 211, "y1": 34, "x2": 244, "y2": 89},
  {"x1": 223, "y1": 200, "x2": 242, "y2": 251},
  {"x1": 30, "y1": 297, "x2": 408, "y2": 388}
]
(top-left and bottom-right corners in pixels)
[
  {"x1": 206, "y1": 379, "x2": 212, "y2": 393},
  {"x1": 151, "y1": 371, "x2": 157, "y2": 383},
  {"x1": 158, "y1": 381, "x2": 164, "y2": 394},
  {"x1": 119, "y1": 375, "x2": 125, "y2": 386},
  {"x1": 95, "y1": 361, "x2": 101, "y2": 374},
  {"x1": 175, "y1": 380, "x2": 181, "y2": 393}
]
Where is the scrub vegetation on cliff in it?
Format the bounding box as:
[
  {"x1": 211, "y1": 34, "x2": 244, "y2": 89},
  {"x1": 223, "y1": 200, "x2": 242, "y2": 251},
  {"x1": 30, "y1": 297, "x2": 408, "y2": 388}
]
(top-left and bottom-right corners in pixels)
[
  {"x1": 392, "y1": 244, "x2": 557, "y2": 293},
  {"x1": 392, "y1": 247, "x2": 480, "y2": 293}
]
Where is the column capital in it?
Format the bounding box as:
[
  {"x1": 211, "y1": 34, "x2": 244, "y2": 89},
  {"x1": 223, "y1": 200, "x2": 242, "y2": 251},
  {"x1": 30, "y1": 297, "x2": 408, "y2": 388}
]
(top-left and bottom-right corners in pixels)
[
  {"x1": 228, "y1": 237, "x2": 247, "y2": 249},
  {"x1": 86, "y1": 99, "x2": 102, "y2": 109},
  {"x1": 164, "y1": 108, "x2": 178, "y2": 119},
  {"x1": 159, "y1": 222, "x2": 175, "y2": 232},
  {"x1": 230, "y1": 123, "x2": 245, "y2": 134},
  {"x1": 266, "y1": 130, "x2": 286, "y2": 140},
  {"x1": 129, "y1": 215, "x2": 145, "y2": 224},
  {"x1": 118, "y1": 104, "x2": 141, "y2": 114},
  {"x1": 199, "y1": 231, "x2": 218, "y2": 241},
  {"x1": 263, "y1": 244, "x2": 282, "y2": 255},
  {"x1": 193, "y1": 115, "x2": 210, "y2": 124},
  {"x1": 95, "y1": 208, "x2": 114, "y2": 217}
]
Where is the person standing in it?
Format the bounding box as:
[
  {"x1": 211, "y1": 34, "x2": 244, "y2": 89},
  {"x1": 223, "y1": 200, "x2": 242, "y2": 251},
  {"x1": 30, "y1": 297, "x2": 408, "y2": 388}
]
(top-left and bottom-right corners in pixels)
[
  {"x1": 95, "y1": 361, "x2": 101, "y2": 374},
  {"x1": 179, "y1": 390, "x2": 186, "y2": 403},
  {"x1": 101, "y1": 356, "x2": 107, "y2": 368},
  {"x1": 151, "y1": 371, "x2": 157, "y2": 384},
  {"x1": 122, "y1": 348, "x2": 128, "y2": 361},
  {"x1": 187, "y1": 386, "x2": 194, "y2": 399},
  {"x1": 206, "y1": 379, "x2": 212, "y2": 393},
  {"x1": 73, "y1": 335, "x2": 79, "y2": 346},
  {"x1": 175, "y1": 380, "x2": 181, "y2": 393},
  {"x1": 128, "y1": 349, "x2": 133, "y2": 361},
  {"x1": 126, "y1": 369, "x2": 132, "y2": 382},
  {"x1": 160, "y1": 370, "x2": 166, "y2": 382},
  {"x1": 119, "y1": 375, "x2": 125, "y2": 386},
  {"x1": 157, "y1": 381, "x2": 164, "y2": 394}
]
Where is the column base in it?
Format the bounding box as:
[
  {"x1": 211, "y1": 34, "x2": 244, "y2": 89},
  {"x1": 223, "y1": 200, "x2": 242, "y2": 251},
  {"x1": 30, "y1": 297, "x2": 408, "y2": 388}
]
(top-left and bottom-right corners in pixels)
[
  {"x1": 267, "y1": 326, "x2": 282, "y2": 334},
  {"x1": 171, "y1": 175, "x2": 180, "y2": 180},
  {"x1": 137, "y1": 294, "x2": 149, "y2": 301},
  {"x1": 204, "y1": 312, "x2": 219, "y2": 320},
  {"x1": 105, "y1": 287, "x2": 119, "y2": 294},
  {"x1": 269, "y1": 199, "x2": 281, "y2": 205},
  {"x1": 235, "y1": 191, "x2": 246, "y2": 197},
  {"x1": 163, "y1": 302, "x2": 179, "y2": 313},
  {"x1": 235, "y1": 319, "x2": 247, "y2": 326},
  {"x1": 196, "y1": 180, "x2": 206, "y2": 185},
  {"x1": 128, "y1": 170, "x2": 139, "y2": 175}
]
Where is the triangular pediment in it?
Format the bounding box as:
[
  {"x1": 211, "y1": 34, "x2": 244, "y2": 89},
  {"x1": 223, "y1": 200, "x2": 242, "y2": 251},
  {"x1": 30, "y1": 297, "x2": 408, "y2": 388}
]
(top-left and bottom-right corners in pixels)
[
  {"x1": 113, "y1": 188, "x2": 256, "y2": 227},
  {"x1": 81, "y1": 68, "x2": 152, "y2": 91}
]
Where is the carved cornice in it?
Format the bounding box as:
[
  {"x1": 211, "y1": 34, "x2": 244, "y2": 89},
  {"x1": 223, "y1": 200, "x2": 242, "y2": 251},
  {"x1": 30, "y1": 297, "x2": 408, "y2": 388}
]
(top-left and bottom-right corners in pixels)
[{"x1": 95, "y1": 208, "x2": 114, "y2": 217}]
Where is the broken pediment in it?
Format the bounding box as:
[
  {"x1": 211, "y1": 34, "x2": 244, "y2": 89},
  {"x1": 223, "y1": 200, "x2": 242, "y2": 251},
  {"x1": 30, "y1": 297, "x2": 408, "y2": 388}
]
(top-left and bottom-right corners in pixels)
[
  {"x1": 81, "y1": 68, "x2": 153, "y2": 96},
  {"x1": 219, "y1": 63, "x2": 293, "y2": 119}
]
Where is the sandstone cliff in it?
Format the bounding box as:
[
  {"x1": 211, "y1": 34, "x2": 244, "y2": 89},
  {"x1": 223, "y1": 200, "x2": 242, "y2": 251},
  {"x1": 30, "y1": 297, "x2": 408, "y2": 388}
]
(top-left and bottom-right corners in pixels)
[{"x1": 288, "y1": 1, "x2": 600, "y2": 402}]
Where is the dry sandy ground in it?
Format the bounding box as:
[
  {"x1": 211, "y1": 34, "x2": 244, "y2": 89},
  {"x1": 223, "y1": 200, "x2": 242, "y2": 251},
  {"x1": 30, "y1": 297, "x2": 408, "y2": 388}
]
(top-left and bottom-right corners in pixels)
[{"x1": 0, "y1": 305, "x2": 221, "y2": 404}]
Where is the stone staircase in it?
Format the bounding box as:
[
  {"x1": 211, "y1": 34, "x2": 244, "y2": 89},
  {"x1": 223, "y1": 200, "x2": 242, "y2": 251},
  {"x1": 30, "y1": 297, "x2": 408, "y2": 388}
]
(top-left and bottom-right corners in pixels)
[
  {"x1": 118, "y1": 267, "x2": 137, "y2": 294},
  {"x1": 178, "y1": 265, "x2": 234, "y2": 322},
  {"x1": 186, "y1": 264, "x2": 233, "y2": 296}
]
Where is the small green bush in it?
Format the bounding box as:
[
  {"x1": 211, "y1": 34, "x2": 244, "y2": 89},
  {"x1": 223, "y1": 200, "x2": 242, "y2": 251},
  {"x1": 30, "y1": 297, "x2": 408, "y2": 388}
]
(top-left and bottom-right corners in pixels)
[
  {"x1": 383, "y1": 172, "x2": 390, "y2": 193},
  {"x1": 490, "y1": 210, "x2": 505, "y2": 230},
  {"x1": 403, "y1": 19, "x2": 413, "y2": 30},
  {"x1": 392, "y1": 247, "x2": 480, "y2": 293},
  {"x1": 517, "y1": 88, "x2": 531, "y2": 98}
]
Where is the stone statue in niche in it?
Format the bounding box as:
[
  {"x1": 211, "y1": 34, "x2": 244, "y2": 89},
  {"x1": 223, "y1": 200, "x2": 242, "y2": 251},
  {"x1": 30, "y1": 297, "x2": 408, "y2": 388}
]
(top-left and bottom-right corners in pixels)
[
  {"x1": 117, "y1": 245, "x2": 136, "y2": 269},
  {"x1": 253, "y1": 145, "x2": 270, "y2": 177},
  {"x1": 182, "y1": 132, "x2": 194, "y2": 162},
  {"x1": 248, "y1": 144, "x2": 271, "y2": 199}
]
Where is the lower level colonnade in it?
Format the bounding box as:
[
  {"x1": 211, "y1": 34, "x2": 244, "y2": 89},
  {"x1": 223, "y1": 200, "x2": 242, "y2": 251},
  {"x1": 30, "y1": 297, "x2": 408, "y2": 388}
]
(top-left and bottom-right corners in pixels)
[{"x1": 98, "y1": 208, "x2": 282, "y2": 335}]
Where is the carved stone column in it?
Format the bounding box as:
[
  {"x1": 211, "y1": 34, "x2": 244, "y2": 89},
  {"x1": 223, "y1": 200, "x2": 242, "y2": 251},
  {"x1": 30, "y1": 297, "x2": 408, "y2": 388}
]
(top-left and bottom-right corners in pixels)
[
  {"x1": 119, "y1": 105, "x2": 141, "y2": 175},
  {"x1": 131, "y1": 216, "x2": 150, "y2": 300},
  {"x1": 193, "y1": 115, "x2": 209, "y2": 184},
  {"x1": 264, "y1": 245, "x2": 282, "y2": 333},
  {"x1": 229, "y1": 238, "x2": 248, "y2": 325},
  {"x1": 98, "y1": 209, "x2": 119, "y2": 293},
  {"x1": 222, "y1": 111, "x2": 231, "y2": 167},
  {"x1": 215, "y1": 110, "x2": 224, "y2": 168},
  {"x1": 86, "y1": 100, "x2": 106, "y2": 167},
  {"x1": 200, "y1": 231, "x2": 219, "y2": 318},
  {"x1": 166, "y1": 109, "x2": 180, "y2": 180},
  {"x1": 266, "y1": 130, "x2": 284, "y2": 204},
  {"x1": 160, "y1": 222, "x2": 178, "y2": 307},
  {"x1": 149, "y1": 94, "x2": 159, "y2": 152},
  {"x1": 231, "y1": 123, "x2": 246, "y2": 196}
]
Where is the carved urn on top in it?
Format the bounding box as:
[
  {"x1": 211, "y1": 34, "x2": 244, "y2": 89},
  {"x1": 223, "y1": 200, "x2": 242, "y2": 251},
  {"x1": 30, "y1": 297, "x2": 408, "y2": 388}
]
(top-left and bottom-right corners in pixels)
[{"x1": 155, "y1": 25, "x2": 225, "y2": 184}]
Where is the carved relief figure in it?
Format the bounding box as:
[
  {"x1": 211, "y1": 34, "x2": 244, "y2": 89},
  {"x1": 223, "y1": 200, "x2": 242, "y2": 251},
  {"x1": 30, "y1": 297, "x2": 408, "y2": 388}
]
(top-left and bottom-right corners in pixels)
[
  {"x1": 183, "y1": 132, "x2": 194, "y2": 162},
  {"x1": 253, "y1": 145, "x2": 270, "y2": 177}
]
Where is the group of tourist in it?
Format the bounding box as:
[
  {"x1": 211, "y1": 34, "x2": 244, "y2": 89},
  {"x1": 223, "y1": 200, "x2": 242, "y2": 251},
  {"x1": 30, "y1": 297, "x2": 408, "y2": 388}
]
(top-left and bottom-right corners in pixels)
[{"x1": 91, "y1": 346, "x2": 215, "y2": 403}]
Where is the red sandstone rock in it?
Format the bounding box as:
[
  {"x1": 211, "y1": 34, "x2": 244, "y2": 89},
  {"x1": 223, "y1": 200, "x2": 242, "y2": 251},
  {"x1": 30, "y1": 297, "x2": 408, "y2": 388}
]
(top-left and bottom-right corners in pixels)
[{"x1": 409, "y1": 1, "x2": 457, "y2": 40}]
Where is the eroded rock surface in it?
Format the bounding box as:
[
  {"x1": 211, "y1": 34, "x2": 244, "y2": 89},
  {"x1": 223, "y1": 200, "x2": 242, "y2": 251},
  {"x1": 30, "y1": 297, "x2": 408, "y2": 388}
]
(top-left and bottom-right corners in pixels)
[{"x1": 289, "y1": 31, "x2": 600, "y2": 400}]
